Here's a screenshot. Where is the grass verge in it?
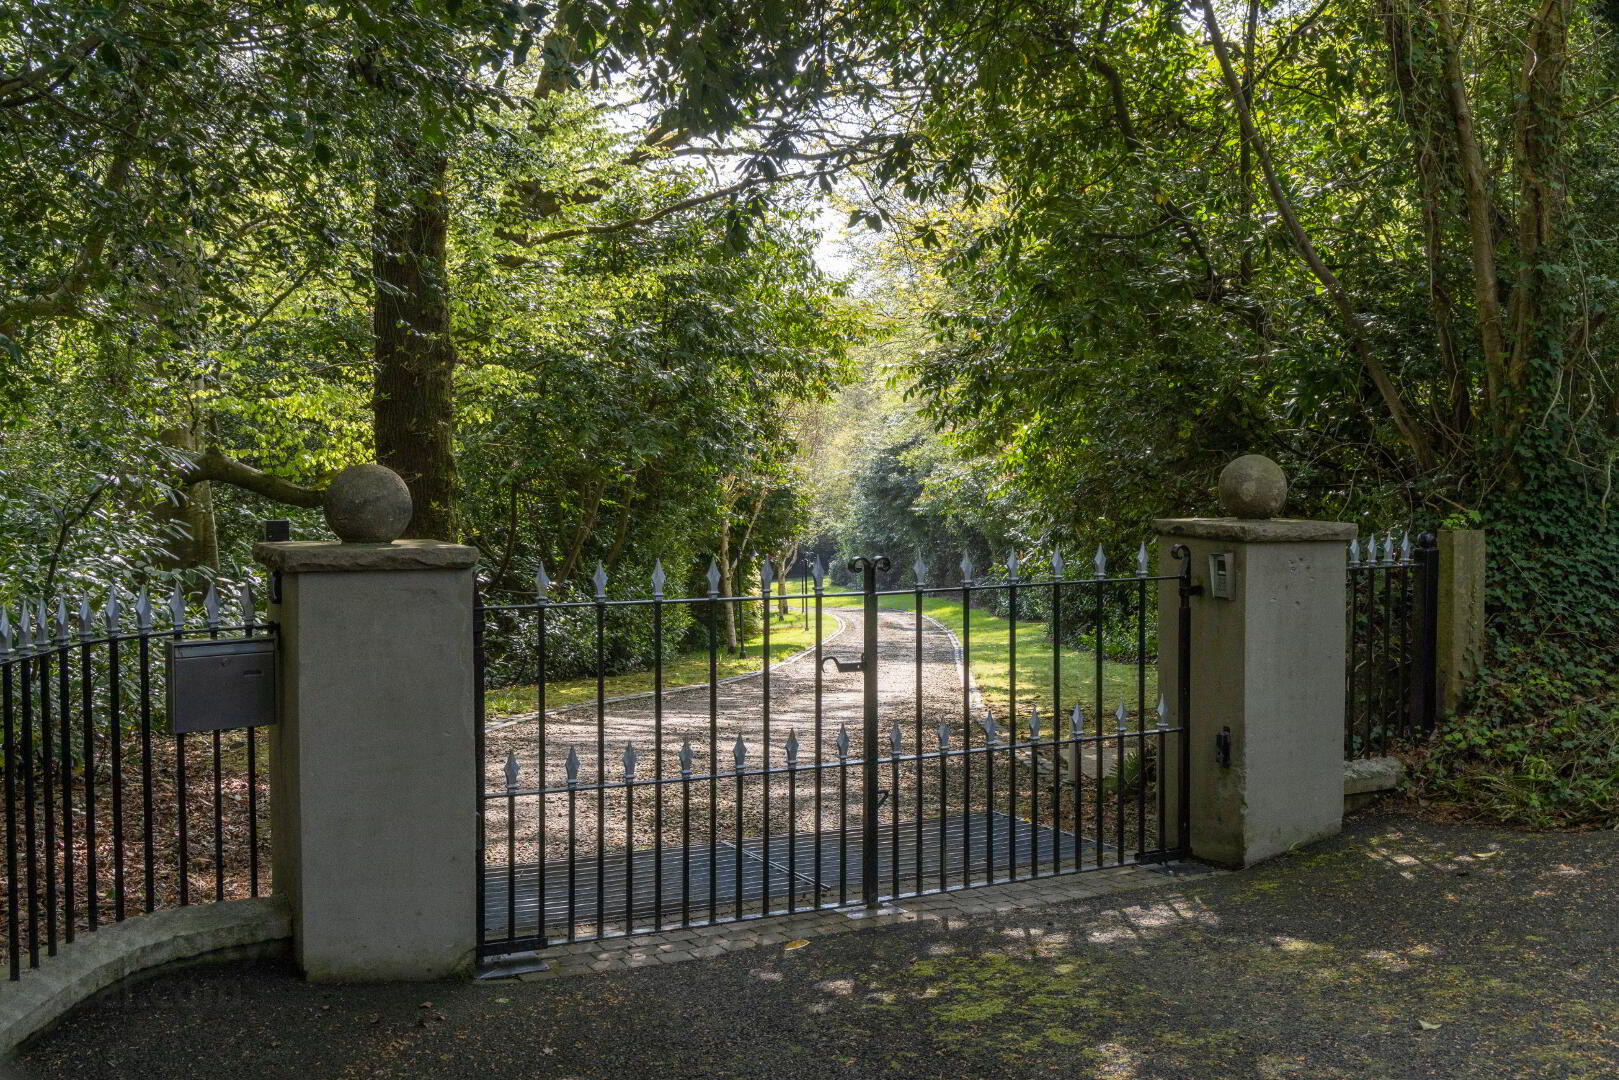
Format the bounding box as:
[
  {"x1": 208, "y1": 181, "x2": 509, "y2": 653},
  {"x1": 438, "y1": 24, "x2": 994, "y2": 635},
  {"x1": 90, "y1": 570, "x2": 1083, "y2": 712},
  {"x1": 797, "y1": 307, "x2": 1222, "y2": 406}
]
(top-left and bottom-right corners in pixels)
[
  {"x1": 486, "y1": 610, "x2": 842, "y2": 716},
  {"x1": 826, "y1": 593, "x2": 1155, "y2": 726}
]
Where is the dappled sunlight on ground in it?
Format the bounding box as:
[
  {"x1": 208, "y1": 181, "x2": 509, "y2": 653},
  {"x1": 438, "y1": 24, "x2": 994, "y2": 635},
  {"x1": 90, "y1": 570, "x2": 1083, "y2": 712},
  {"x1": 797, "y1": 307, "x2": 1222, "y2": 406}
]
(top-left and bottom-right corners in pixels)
[
  {"x1": 15, "y1": 813, "x2": 1619, "y2": 1080},
  {"x1": 1082, "y1": 895, "x2": 1218, "y2": 945}
]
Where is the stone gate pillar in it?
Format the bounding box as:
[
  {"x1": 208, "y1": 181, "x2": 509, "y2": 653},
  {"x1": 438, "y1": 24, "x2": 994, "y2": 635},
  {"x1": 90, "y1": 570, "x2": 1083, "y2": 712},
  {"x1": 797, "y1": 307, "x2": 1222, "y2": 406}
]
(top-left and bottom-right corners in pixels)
[
  {"x1": 1156, "y1": 455, "x2": 1354, "y2": 868},
  {"x1": 256, "y1": 465, "x2": 480, "y2": 981}
]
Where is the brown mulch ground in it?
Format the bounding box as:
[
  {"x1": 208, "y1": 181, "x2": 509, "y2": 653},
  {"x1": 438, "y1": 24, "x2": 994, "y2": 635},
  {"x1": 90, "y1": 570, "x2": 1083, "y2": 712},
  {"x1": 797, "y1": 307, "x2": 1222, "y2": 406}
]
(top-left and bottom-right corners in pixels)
[{"x1": 2, "y1": 725, "x2": 269, "y2": 973}]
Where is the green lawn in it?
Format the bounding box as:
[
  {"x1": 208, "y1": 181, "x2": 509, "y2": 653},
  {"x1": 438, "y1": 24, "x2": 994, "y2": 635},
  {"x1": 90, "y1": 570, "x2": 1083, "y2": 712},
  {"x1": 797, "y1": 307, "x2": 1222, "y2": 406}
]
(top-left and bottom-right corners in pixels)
[
  {"x1": 827, "y1": 592, "x2": 1156, "y2": 731},
  {"x1": 485, "y1": 609, "x2": 843, "y2": 716}
]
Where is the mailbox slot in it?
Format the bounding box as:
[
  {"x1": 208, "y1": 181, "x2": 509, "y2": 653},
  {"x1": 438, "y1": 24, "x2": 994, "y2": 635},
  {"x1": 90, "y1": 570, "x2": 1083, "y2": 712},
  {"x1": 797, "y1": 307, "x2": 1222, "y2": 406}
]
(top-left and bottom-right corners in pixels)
[
  {"x1": 167, "y1": 637, "x2": 279, "y2": 734},
  {"x1": 1207, "y1": 552, "x2": 1235, "y2": 599}
]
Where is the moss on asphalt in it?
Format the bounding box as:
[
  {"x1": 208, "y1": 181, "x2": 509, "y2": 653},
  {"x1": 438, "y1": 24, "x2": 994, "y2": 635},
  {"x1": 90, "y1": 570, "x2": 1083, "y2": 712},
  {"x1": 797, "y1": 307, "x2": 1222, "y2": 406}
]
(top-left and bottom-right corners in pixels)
[{"x1": 15, "y1": 813, "x2": 1617, "y2": 1080}]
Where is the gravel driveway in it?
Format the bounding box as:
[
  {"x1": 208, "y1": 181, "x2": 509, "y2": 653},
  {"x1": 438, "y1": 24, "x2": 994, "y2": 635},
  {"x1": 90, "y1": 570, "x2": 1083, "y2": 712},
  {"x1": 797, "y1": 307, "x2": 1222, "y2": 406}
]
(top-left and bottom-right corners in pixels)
[{"x1": 480, "y1": 605, "x2": 979, "y2": 868}]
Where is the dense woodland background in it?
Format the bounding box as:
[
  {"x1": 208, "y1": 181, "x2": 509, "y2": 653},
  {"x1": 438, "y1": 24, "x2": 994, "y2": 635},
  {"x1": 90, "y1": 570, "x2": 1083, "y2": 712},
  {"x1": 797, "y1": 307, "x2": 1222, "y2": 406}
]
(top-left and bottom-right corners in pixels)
[{"x1": 2, "y1": 0, "x2": 1615, "y2": 824}]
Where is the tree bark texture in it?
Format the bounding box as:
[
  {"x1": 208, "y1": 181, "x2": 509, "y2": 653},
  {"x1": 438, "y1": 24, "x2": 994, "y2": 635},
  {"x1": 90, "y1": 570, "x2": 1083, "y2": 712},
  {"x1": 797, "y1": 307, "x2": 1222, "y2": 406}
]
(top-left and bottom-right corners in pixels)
[{"x1": 372, "y1": 141, "x2": 461, "y2": 541}]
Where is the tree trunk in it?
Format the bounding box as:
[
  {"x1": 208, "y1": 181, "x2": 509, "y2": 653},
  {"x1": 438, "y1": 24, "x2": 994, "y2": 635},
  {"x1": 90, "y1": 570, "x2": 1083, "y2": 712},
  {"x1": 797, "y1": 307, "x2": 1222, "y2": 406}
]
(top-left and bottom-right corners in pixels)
[
  {"x1": 1502, "y1": 0, "x2": 1574, "y2": 453},
  {"x1": 159, "y1": 424, "x2": 219, "y2": 572},
  {"x1": 717, "y1": 519, "x2": 738, "y2": 653},
  {"x1": 372, "y1": 140, "x2": 460, "y2": 541},
  {"x1": 1202, "y1": 0, "x2": 1436, "y2": 472}
]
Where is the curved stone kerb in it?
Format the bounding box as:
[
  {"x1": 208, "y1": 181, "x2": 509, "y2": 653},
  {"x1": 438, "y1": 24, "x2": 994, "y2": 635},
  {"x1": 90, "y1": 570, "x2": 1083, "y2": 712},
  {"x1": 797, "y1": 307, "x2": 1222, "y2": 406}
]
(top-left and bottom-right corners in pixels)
[{"x1": 1, "y1": 897, "x2": 290, "y2": 1055}]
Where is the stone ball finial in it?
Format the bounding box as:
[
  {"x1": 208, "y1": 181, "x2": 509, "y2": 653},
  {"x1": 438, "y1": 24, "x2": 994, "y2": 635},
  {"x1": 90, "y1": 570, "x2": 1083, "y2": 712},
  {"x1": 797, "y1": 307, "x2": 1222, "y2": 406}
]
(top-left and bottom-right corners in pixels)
[
  {"x1": 322, "y1": 464, "x2": 413, "y2": 543},
  {"x1": 1218, "y1": 454, "x2": 1287, "y2": 519}
]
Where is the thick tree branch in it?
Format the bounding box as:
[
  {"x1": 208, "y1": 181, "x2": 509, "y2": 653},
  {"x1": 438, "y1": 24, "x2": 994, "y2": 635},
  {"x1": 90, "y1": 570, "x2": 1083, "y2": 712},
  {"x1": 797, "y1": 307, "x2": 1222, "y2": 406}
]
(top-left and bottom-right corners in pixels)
[
  {"x1": 0, "y1": 34, "x2": 102, "y2": 108},
  {"x1": 500, "y1": 164, "x2": 846, "y2": 250},
  {"x1": 1430, "y1": 0, "x2": 1508, "y2": 420},
  {"x1": 1201, "y1": 0, "x2": 1436, "y2": 470},
  {"x1": 179, "y1": 447, "x2": 325, "y2": 508}
]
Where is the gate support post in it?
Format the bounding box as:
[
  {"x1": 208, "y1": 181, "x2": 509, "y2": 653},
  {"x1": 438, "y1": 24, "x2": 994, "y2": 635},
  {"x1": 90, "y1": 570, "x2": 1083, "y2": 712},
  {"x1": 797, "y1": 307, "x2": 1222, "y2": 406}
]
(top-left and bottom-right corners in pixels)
[
  {"x1": 850, "y1": 556, "x2": 889, "y2": 908},
  {"x1": 1155, "y1": 456, "x2": 1355, "y2": 869},
  {"x1": 255, "y1": 538, "x2": 480, "y2": 981}
]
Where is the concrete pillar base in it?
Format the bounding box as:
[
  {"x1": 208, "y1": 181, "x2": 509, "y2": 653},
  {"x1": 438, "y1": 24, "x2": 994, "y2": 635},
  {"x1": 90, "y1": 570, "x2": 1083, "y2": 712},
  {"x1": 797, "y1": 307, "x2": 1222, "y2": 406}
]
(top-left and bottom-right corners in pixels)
[
  {"x1": 256, "y1": 540, "x2": 480, "y2": 981},
  {"x1": 1156, "y1": 518, "x2": 1354, "y2": 868}
]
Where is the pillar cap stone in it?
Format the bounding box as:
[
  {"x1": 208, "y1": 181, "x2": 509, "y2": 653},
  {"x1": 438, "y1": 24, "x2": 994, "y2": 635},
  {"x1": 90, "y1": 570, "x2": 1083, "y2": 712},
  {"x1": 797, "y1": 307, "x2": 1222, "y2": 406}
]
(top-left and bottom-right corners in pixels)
[
  {"x1": 1153, "y1": 518, "x2": 1356, "y2": 542},
  {"x1": 1218, "y1": 454, "x2": 1287, "y2": 519},
  {"x1": 322, "y1": 464, "x2": 413, "y2": 543},
  {"x1": 254, "y1": 539, "x2": 480, "y2": 573}
]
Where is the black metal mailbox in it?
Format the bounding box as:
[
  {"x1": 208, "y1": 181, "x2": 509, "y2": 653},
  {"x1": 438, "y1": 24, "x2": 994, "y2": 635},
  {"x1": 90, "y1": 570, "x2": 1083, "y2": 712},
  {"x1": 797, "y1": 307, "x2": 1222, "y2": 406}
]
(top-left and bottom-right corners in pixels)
[{"x1": 167, "y1": 637, "x2": 279, "y2": 734}]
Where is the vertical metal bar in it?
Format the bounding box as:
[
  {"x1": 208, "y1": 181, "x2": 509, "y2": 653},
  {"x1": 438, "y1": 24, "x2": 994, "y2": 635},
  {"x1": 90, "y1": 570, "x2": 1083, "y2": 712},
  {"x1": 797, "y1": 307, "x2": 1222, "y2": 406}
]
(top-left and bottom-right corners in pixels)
[
  {"x1": 856, "y1": 557, "x2": 885, "y2": 908},
  {"x1": 57, "y1": 633, "x2": 74, "y2": 939},
  {"x1": 41, "y1": 646, "x2": 56, "y2": 953},
  {"x1": 594, "y1": 595, "x2": 606, "y2": 936},
  {"x1": 22, "y1": 653, "x2": 39, "y2": 968},
  {"x1": 707, "y1": 585, "x2": 718, "y2": 923},
  {"x1": 243, "y1": 615, "x2": 257, "y2": 899},
  {"x1": 1007, "y1": 569, "x2": 1019, "y2": 881},
  {"x1": 837, "y1": 729, "x2": 848, "y2": 907},
  {"x1": 651, "y1": 592, "x2": 663, "y2": 931},
  {"x1": 936, "y1": 716, "x2": 947, "y2": 894},
  {"x1": 172, "y1": 614, "x2": 188, "y2": 908},
  {"x1": 1416, "y1": 533, "x2": 1440, "y2": 735},
  {"x1": 787, "y1": 747, "x2": 798, "y2": 913},
  {"x1": 247, "y1": 736, "x2": 261, "y2": 899},
  {"x1": 1346, "y1": 558, "x2": 1359, "y2": 757},
  {"x1": 960, "y1": 573, "x2": 973, "y2": 885},
  {"x1": 889, "y1": 721, "x2": 899, "y2": 899},
  {"x1": 472, "y1": 595, "x2": 487, "y2": 952},
  {"x1": 680, "y1": 742, "x2": 691, "y2": 927},
  {"x1": 80, "y1": 629, "x2": 96, "y2": 928},
  {"x1": 1371, "y1": 551, "x2": 1383, "y2": 754},
  {"x1": 1135, "y1": 576, "x2": 1148, "y2": 858},
  {"x1": 760, "y1": 563, "x2": 771, "y2": 915},
  {"x1": 624, "y1": 770, "x2": 635, "y2": 933},
  {"x1": 138, "y1": 633, "x2": 154, "y2": 912},
  {"x1": 913, "y1": 576, "x2": 923, "y2": 895},
  {"x1": 210, "y1": 727, "x2": 223, "y2": 901},
  {"x1": 812, "y1": 568, "x2": 824, "y2": 909},
  {"x1": 1379, "y1": 556, "x2": 1392, "y2": 754},
  {"x1": 535, "y1": 600, "x2": 547, "y2": 942},
  {"x1": 1397, "y1": 555, "x2": 1411, "y2": 742},
  {"x1": 208, "y1": 610, "x2": 223, "y2": 903},
  {"x1": 1093, "y1": 581, "x2": 1104, "y2": 868},
  {"x1": 1115, "y1": 701, "x2": 1126, "y2": 864},
  {"x1": 984, "y1": 708, "x2": 996, "y2": 881},
  {"x1": 733, "y1": 758, "x2": 744, "y2": 921},
  {"x1": 1175, "y1": 546, "x2": 1194, "y2": 853},
  {"x1": 566, "y1": 777, "x2": 577, "y2": 942},
  {"x1": 505, "y1": 774, "x2": 517, "y2": 944},
  {"x1": 4, "y1": 658, "x2": 18, "y2": 978},
  {"x1": 1360, "y1": 561, "x2": 1373, "y2": 756},
  {"x1": 1156, "y1": 699, "x2": 1168, "y2": 858},
  {"x1": 1050, "y1": 571, "x2": 1061, "y2": 876}
]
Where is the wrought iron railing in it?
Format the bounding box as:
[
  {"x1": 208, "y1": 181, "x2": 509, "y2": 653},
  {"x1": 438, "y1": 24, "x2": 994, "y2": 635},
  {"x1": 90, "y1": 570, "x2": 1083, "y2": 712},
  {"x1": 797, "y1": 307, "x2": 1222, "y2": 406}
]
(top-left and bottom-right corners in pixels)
[
  {"x1": 1345, "y1": 531, "x2": 1438, "y2": 758},
  {"x1": 475, "y1": 546, "x2": 1192, "y2": 959},
  {"x1": 1, "y1": 582, "x2": 272, "y2": 981}
]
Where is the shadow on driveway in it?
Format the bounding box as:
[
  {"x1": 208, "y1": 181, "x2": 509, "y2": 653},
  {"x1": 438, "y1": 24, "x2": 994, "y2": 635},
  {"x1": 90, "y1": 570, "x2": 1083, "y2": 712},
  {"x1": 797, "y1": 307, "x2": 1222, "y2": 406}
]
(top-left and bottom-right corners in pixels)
[{"x1": 11, "y1": 812, "x2": 1616, "y2": 1080}]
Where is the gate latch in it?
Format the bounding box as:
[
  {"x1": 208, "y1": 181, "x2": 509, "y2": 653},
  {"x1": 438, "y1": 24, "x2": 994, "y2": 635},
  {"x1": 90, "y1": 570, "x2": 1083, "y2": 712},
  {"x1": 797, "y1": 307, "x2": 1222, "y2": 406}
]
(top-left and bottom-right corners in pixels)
[
  {"x1": 1215, "y1": 726, "x2": 1233, "y2": 768},
  {"x1": 821, "y1": 653, "x2": 867, "y2": 673}
]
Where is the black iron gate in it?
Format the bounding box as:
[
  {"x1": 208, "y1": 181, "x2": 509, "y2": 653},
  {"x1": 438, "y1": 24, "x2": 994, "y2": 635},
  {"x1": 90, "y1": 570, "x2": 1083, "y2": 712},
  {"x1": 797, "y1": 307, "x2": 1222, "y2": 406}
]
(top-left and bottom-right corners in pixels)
[{"x1": 475, "y1": 547, "x2": 1193, "y2": 960}]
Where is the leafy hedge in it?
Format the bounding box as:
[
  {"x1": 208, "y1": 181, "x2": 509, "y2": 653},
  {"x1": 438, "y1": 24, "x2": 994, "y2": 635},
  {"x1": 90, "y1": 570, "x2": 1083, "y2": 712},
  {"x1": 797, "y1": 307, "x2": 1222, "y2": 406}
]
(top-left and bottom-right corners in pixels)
[
  {"x1": 964, "y1": 556, "x2": 1158, "y2": 662},
  {"x1": 1412, "y1": 450, "x2": 1619, "y2": 830}
]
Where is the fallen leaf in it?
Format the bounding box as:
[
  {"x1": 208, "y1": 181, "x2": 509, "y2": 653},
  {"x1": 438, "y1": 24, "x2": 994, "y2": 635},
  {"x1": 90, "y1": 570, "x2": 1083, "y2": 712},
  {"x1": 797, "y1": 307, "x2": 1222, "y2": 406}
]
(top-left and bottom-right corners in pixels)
[
  {"x1": 1417, "y1": 1019, "x2": 1441, "y2": 1031},
  {"x1": 784, "y1": 939, "x2": 810, "y2": 951}
]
